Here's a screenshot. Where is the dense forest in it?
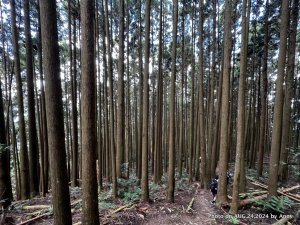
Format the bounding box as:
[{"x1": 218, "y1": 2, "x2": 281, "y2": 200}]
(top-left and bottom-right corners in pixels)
[{"x1": 0, "y1": 0, "x2": 300, "y2": 224}]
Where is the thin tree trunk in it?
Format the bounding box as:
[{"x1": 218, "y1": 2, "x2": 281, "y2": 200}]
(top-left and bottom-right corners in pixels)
[
  {"x1": 116, "y1": 0, "x2": 125, "y2": 178},
  {"x1": 10, "y1": 0, "x2": 30, "y2": 200},
  {"x1": 23, "y1": 0, "x2": 39, "y2": 198}
]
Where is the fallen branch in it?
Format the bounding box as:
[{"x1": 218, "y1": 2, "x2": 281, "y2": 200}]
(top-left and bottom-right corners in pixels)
[
  {"x1": 186, "y1": 197, "x2": 195, "y2": 212},
  {"x1": 22, "y1": 205, "x2": 49, "y2": 210},
  {"x1": 239, "y1": 194, "x2": 268, "y2": 206},
  {"x1": 111, "y1": 203, "x2": 133, "y2": 214},
  {"x1": 239, "y1": 183, "x2": 300, "y2": 206},
  {"x1": 16, "y1": 213, "x2": 49, "y2": 225}
]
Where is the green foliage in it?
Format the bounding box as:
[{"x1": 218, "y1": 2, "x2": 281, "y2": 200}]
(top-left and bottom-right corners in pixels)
[
  {"x1": 122, "y1": 188, "x2": 141, "y2": 204},
  {"x1": 118, "y1": 175, "x2": 141, "y2": 204},
  {"x1": 98, "y1": 193, "x2": 115, "y2": 209},
  {"x1": 99, "y1": 201, "x2": 115, "y2": 209},
  {"x1": 226, "y1": 215, "x2": 240, "y2": 225},
  {"x1": 149, "y1": 181, "x2": 161, "y2": 200},
  {"x1": 255, "y1": 196, "x2": 294, "y2": 214}
]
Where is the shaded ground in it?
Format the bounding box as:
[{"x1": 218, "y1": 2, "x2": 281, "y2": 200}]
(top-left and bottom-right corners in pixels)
[{"x1": 2, "y1": 176, "x2": 299, "y2": 225}]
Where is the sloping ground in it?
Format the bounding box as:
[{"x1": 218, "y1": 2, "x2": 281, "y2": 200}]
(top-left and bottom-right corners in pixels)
[
  {"x1": 2, "y1": 179, "x2": 298, "y2": 225},
  {"x1": 143, "y1": 188, "x2": 217, "y2": 225}
]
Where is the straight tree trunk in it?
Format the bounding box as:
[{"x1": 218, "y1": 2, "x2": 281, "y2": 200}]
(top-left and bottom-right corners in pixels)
[
  {"x1": 141, "y1": 0, "x2": 151, "y2": 202},
  {"x1": 268, "y1": 0, "x2": 289, "y2": 197},
  {"x1": 10, "y1": 0, "x2": 30, "y2": 200},
  {"x1": 116, "y1": 0, "x2": 125, "y2": 178},
  {"x1": 257, "y1": 0, "x2": 269, "y2": 178},
  {"x1": 217, "y1": 0, "x2": 232, "y2": 206},
  {"x1": 23, "y1": 0, "x2": 39, "y2": 198},
  {"x1": 80, "y1": 0, "x2": 99, "y2": 223},
  {"x1": 39, "y1": 0, "x2": 72, "y2": 224},
  {"x1": 230, "y1": 0, "x2": 249, "y2": 214},
  {"x1": 278, "y1": 0, "x2": 299, "y2": 183},
  {"x1": 197, "y1": 0, "x2": 208, "y2": 188},
  {"x1": 154, "y1": 0, "x2": 164, "y2": 184},
  {"x1": 103, "y1": 0, "x2": 117, "y2": 197},
  {"x1": 167, "y1": 0, "x2": 178, "y2": 203}
]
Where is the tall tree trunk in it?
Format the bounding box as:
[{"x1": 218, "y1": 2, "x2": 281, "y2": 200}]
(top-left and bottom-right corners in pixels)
[
  {"x1": 24, "y1": 0, "x2": 39, "y2": 198},
  {"x1": 278, "y1": 0, "x2": 299, "y2": 183},
  {"x1": 103, "y1": 0, "x2": 117, "y2": 198},
  {"x1": 167, "y1": 0, "x2": 178, "y2": 203},
  {"x1": 141, "y1": 0, "x2": 151, "y2": 202},
  {"x1": 198, "y1": 0, "x2": 208, "y2": 188},
  {"x1": 37, "y1": 0, "x2": 48, "y2": 195},
  {"x1": 71, "y1": 6, "x2": 79, "y2": 187},
  {"x1": 10, "y1": 0, "x2": 30, "y2": 200},
  {"x1": 154, "y1": 0, "x2": 164, "y2": 184},
  {"x1": 257, "y1": 0, "x2": 269, "y2": 178},
  {"x1": 268, "y1": 0, "x2": 289, "y2": 197},
  {"x1": 39, "y1": 0, "x2": 72, "y2": 224},
  {"x1": 230, "y1": 0, "x2": 249, "y2": 214},
  {"x1": 178, "y1": 0, "x2": 185, "y2": 178},
  {"x1": 80, "y1": 0, "x2": 99, "y2": 223},
  {"x1": 116, "y1": 0, "x2": 125, "y2": 178},
  {"x1": 217, "y1": 0, "x2": 232, "y2": 206}
]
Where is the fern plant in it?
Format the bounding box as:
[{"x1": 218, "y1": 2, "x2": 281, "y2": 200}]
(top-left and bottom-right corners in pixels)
[{"x1": 256, "y1": 196, "x2": 294, "y2": 214}]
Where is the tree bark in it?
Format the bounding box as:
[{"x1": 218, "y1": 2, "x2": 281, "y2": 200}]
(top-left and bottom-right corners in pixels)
[
  {"x1": 10, "y1": 0, "x2": 30, "y2": 200},
  {"x1": 141, "y1": 0, "x2": 151, "y2": 202},
  {"x1": 217, "y1": 0, "x2": 232, "y2": 206},
  {"x1": 39, "y1": 0, "x2": 72, "y2": 224},
  {"x1": 80, "y1": 0, "x2": 99, "y2": 223},
  {"x1": 167, "y1": 0, "x2": 178, "y2": 203},
  {"x1": 268, "y1": 0, "x2": 289, "y2": 197}
]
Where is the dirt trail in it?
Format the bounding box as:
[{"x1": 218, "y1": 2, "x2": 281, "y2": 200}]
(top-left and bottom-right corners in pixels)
[{"x1": 143, "y1": 189, "x2": 218, "y2": 225}]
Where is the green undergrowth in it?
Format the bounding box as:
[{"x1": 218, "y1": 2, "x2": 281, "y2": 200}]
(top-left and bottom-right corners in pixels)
[{"x1": 255, "y1": 196, "x2": 294, "y2": 214}]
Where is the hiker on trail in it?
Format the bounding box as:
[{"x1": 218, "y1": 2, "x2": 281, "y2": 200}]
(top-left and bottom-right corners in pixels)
[
  {"x1": 209, "y1": 175, "x2": 218, "y2": 203},
  {"x1": 209, "y1": 171, "x2": 233, "y2": 203}
]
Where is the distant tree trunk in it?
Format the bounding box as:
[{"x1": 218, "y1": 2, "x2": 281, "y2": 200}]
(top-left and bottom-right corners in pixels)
[
  {"x1": 268, "y1": 0, "x2": 289, "y2": 197},
  {"x1": 80, "y1": 0, "x2": 99, "y2": 223},
  {"x1": 141, "y1": 0, "x2": 151, "y2": 202},
  {"x1": 197, "y1": 0, "x2": 208, "y2": 188},
  {"x1": 230, "y1": 0, "x2": 249, "y2": 214},
  {"x1": 217, "y1": 0, "x2": 232, "y2": 206},
  {"x1": 23, "y1": 0, "x2": 39, "y2": 198},
  {"x1": 167, "y1": 0, "x2": 178, "y2": 203},
  {"x1": 10, "y1": 0, "x2": 30, "y2": 200},
  {"x1": 71, "y1": 5, "x2": 79, "y2": 187},
  {"x1": 154, "y1": 0, "x2": 164, "y2": 184},
  {"x1": 207, "y1": 0, "x2": 217, "y2": 180},
  {"x1": 103, "y1": 0, "x2": 117, "y2": 198},
  {"x1": 39, "y1": 0, "x2": 72, "y2": 224},
  {"x1": 137, "y1": 0, "x2": 143, "y2": 180},
  {"x1": 257, "y1": 0, "x2": 269, "y2": 178},
  {"x1": 37, "y1": 0, "x2": 48, "y2": 196},
  {"x1": 278, "y1": 0, "x2": 299, "y2": 183},
  {"x1": 178, "y1": 0, "x2": 185, "y2": 178},
  {"x1": 116, "y1": 0, "x2": 125, "y2": 178}
]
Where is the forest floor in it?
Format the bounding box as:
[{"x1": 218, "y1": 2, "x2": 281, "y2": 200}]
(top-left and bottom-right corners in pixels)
[{"x1": 2, "y1": 173, "x2": 300, "y2": 225}]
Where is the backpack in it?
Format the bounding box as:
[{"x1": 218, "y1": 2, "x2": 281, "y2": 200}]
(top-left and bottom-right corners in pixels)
[{"x1": 209, "y1": 178, "x2": 218, "y2": 190}]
